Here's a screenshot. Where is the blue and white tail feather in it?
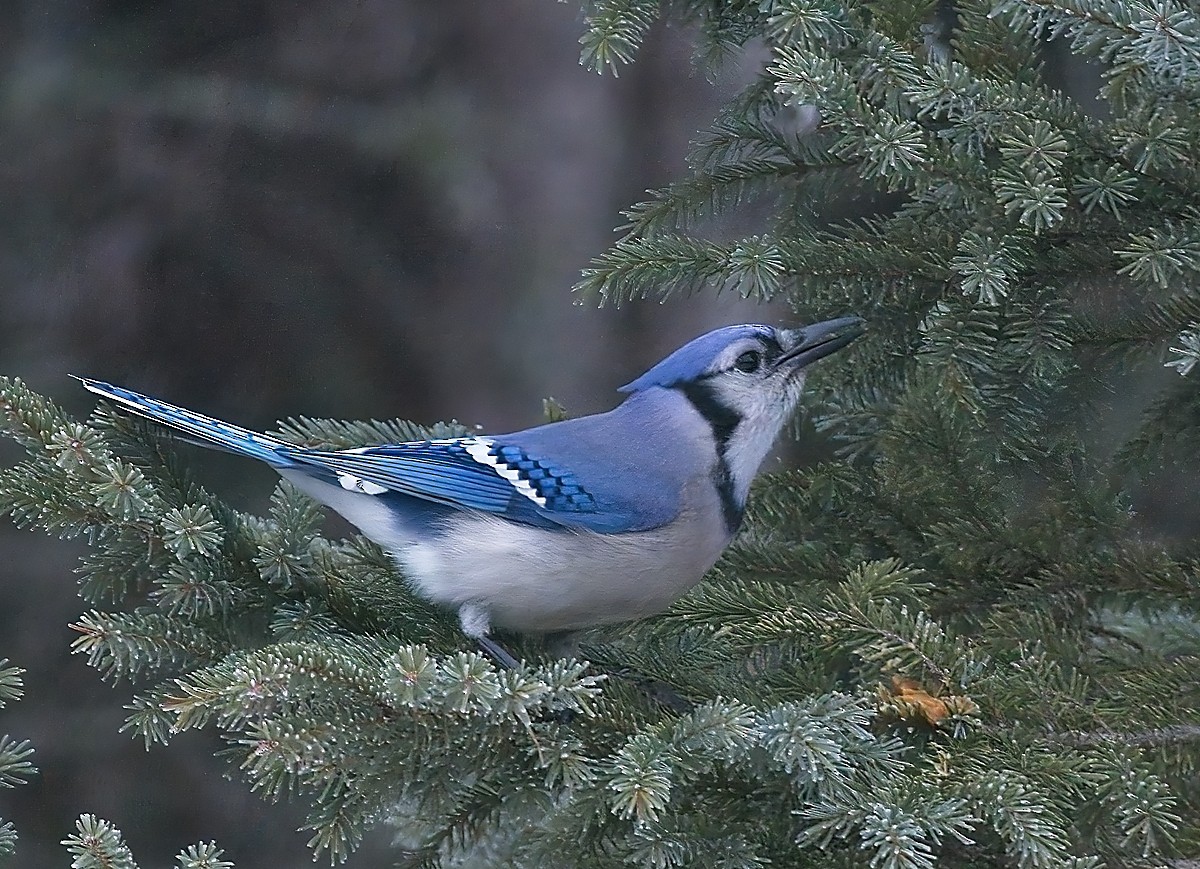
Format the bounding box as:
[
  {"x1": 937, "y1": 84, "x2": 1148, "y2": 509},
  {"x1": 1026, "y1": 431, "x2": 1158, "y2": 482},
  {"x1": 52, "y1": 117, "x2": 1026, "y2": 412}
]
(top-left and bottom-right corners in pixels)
[{"x1": 75, "y1": 377, "x2": 296, "y2": 467}]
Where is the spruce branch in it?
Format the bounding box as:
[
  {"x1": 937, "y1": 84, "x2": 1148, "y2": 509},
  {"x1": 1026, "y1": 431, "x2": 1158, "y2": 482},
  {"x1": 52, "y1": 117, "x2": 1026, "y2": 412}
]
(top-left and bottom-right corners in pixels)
[
  {"x1": 0, "y1": 376, "x2": 79, "y2": 451},
  {"x1": 1074, "y1": 288, "x2": 1200, "y2": 348},
  {"x1": 0, "y1": 661, "x2": 22, "y2": 709},
  {"x1": 0, "y1": 735, "x2": 35, "y2": 790},
  {"x1": 578, "y1": 0, "x2": 660, "y2": 74},
  {"x1": 963, "y1": 771, "x2": 1079, "y2": 869},
  {"x1": 0, "y1": 658, "x2": 35, "y2": 863},
  {"x1": 69, "y1": 610, "x2": 229, "y2": 680},
  {"x1": 575, "y1": 234, "x2": 789, "y2": 305},
  {"x1": 1166, "y1": 324, "x2": 1200, "y2": 375},
  {"x1": 62, "y1": 815, "x2": 138, "y2": 869},
  {"x1": 175, "y1": 842, "x2": 234, "y2": 869},
  {"x1": 1054, "y1": 724, "x2": 1200, "y2": 747},
  {"x1": 274, "y1": 416, "x2": 469, "y2": 450}
]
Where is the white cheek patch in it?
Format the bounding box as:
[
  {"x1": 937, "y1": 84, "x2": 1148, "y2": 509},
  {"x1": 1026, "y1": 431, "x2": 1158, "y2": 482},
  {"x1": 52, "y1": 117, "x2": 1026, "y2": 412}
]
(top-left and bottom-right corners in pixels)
[
  {"x1": 337, "y1": 473, "x2": 389, "y2": 495},
  {"x1": 710, "y1": 372, "x2": 805, "y2": 502},
  {"x1": 462, "y1": 438, "x2": 547, "y2": 507}
]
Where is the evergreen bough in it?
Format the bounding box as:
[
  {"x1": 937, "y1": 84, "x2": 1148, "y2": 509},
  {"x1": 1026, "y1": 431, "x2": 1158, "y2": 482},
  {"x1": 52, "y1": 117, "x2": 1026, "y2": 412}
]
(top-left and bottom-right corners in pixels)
[
  {"x1": 0, "y1": 659, "x2": 35, "y2": 862},
  {"x1": 2, "y1": 1, "x2": 1200, "y2": 865}
]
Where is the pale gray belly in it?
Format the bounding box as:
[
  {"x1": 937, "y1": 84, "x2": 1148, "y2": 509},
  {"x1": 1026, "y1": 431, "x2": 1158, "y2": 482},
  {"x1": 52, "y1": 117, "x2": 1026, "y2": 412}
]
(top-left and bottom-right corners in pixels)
[
  {"x1": 397, "y1": 511, "x2": 731, "y2": 633},
  {"x1": 280, "y1": 469, "x2": 732, "y2": 634}
]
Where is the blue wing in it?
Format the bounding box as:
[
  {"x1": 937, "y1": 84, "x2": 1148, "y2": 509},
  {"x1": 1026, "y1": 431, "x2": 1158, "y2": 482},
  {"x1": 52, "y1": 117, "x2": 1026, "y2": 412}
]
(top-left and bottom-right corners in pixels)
[
  {"x1": 290, "y1": 437, "x2": 647, "y2": 532},
  {"x1": 78, "y1": 377, "x2": 668, "y2": 534}
]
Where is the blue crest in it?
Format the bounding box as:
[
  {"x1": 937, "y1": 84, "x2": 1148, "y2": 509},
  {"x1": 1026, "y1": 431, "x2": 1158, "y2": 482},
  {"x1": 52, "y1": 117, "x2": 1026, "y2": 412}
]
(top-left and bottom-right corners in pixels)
[{"x1": 618, "y1": 324, "x2": 777, "y2": 393}]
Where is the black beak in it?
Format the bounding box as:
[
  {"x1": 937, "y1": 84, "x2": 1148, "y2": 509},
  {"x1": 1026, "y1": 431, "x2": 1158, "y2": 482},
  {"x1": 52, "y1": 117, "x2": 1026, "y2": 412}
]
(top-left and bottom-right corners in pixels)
[{"x1": 777, "y1": 317, "x2": 865, "y2": 369}]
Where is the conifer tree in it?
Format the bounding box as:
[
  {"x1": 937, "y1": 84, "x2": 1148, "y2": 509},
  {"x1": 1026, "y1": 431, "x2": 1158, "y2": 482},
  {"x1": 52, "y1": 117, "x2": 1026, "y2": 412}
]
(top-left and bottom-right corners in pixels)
[{"x1": 2, "y1": 1, "x2": 1200, "y2": 866}]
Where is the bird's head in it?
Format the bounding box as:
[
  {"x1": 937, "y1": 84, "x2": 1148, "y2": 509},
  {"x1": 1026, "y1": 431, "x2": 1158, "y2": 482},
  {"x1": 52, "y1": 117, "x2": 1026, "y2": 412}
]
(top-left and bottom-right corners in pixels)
[{"x1": 619, "y1": 317, "x2": 864, "y2": 506}]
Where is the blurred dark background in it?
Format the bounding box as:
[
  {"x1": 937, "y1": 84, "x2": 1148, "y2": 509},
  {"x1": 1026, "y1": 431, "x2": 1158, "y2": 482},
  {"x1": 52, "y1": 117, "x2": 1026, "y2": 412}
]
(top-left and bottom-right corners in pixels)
[{"x1": 0, "y1": 2, "x2": 782, "y2": 865}]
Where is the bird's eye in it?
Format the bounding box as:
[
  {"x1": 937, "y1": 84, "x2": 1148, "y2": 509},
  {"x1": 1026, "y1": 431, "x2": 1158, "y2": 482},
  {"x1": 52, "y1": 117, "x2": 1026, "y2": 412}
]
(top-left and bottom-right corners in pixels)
[{"x1": 734, "y1": 350, "x2": 762, "y2": 373}]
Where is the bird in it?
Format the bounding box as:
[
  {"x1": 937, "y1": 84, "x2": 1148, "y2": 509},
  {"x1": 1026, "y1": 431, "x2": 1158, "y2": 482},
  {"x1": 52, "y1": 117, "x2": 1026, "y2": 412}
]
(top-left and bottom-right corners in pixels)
[{"x1": 77, "y1": 317, "x2": 863, "y2": 665}]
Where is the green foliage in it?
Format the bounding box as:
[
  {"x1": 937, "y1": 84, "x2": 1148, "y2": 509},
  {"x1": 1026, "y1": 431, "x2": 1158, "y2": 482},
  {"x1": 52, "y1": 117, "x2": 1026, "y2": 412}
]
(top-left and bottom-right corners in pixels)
[
  {"x1": 2, "y1": 653, "x2": 228, "y2": 867},
  {"x1": 0, "y1": 659, "x2": 36, "y2": 863},
  {"x1": 62, "y1": 815, "x2": 138, "y2": 869},
  {"x1": 61, "y1": 815, "x2": 234, "y2": 869},
  {"x1": 3, "y1": 0, "x2": 1200, "y2": 866}
]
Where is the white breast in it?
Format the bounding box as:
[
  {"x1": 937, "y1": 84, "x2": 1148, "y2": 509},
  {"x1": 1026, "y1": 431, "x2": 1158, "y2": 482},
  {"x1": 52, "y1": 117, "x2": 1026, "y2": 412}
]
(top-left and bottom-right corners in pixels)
[{"x1": 398, "y1": 484, "x2": 731, "y2": 634}]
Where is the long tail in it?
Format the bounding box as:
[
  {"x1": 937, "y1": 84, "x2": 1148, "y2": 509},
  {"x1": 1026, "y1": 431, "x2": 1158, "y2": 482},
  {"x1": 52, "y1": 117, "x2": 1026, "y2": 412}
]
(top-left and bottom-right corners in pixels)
[{"x1": 75, "y1": 377, "x2": 298, "y2": 467}]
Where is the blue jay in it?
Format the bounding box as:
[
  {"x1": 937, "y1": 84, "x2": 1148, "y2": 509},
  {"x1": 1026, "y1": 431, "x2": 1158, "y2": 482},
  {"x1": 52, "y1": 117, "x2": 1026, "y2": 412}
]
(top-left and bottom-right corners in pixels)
[{"x1": 78, "y1": 317, "x2": 862, "y2": 664}]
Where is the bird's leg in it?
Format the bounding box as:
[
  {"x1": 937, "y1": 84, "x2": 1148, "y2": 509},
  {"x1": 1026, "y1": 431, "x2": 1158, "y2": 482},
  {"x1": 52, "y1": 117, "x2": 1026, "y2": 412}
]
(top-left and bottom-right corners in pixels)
[
  {"x1": 476, "y1": 635, "x2": 521, "y2": 670},
  {"x1": 457, "y1": 607, "x2": 582, "y2": 721},
  {"x1": 459, "y1": 603, "x2": 522, "y2": 669}
]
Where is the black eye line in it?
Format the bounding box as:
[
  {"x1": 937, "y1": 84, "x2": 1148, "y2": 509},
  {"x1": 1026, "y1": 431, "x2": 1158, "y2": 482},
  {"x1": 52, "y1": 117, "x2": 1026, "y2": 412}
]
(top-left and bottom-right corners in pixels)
[{"x1": 731, "y1": 339, "x2": 780, "y2": 373}]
